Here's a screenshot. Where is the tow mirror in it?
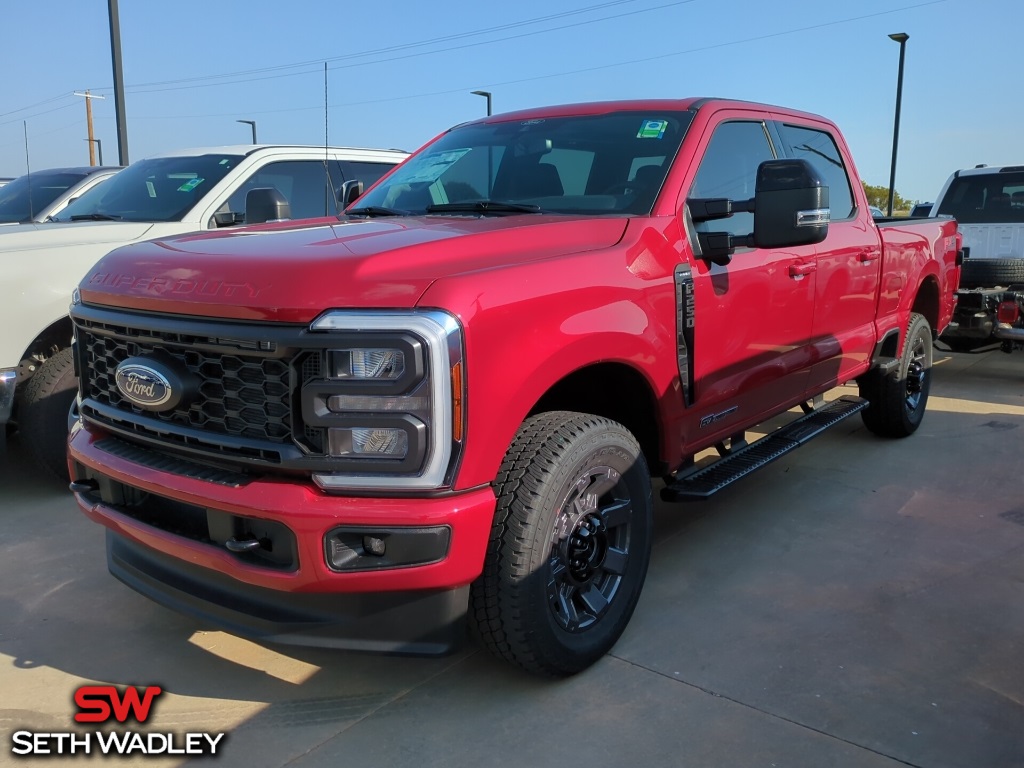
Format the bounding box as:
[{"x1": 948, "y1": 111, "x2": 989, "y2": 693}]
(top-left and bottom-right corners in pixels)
[{"x1": 753, "y1": 159, "x2": 829, "y2": 249}]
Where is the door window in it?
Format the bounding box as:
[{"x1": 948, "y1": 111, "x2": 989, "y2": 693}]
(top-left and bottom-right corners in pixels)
[
  {"x1": 690, "y1": 121, "x2": 776, "y2": 237},
  {"x1": 225, "y1": 160, "x2": 336, "y2": 222},
  {"x1": 779, "y1": 124, "x2": 855, "y2": 220}
]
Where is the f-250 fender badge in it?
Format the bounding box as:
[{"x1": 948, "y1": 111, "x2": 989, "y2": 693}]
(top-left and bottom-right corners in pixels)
[
  {"x1": 699, "y1": 406, "x2": 738, "y2": 429},
  {"x1": 114, "y1": 356, "x2": 194, "y2": 412}
]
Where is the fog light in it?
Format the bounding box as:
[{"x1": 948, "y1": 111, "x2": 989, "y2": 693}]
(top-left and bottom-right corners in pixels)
[
  {"x1": 363, "y1": 535, "x2": 386, "y2": 556},
  {"x1": 327, "y1": 427, "x2": 409, "y2": 458}
]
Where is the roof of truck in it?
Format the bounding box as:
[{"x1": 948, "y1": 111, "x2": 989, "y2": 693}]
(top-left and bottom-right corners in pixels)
[{"x1": 465, "y1": 97, "x2": 831, "y2": 126}]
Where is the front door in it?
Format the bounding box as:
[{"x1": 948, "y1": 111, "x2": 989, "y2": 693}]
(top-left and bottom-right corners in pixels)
[{"x1": 684, "y1": 115, "x2": 817, "y2": 442}]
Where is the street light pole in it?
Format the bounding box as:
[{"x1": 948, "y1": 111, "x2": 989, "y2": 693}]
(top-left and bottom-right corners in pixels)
[
  {"x1": 887, "y1": 32, "x2": 909, "y2": 216},
  {"x1": 108, "y1": 0, "x2": 129, "y2": 165},
  {"x1": 237, "y1": 120, "x2": 257, "y2": 143},
  {"x1": 471, "y1": 90, "x2": 492, "y2": 116}
]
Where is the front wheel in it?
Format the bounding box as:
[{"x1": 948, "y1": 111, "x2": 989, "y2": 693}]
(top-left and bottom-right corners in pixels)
[
  {"x1": 859, "y1": 313, "x2": 933, "y2": 438},
  {"x1": 20, "y1": 348, "x2": 78, "y2": 481},
  {"x1": 470, "y1": 412, "x2": 653, "y2": 676}
]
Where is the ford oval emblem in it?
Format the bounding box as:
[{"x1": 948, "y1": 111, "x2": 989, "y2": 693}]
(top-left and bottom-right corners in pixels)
[{"x1": 115, "y1": 362, "x2": 174, "y2": 410}]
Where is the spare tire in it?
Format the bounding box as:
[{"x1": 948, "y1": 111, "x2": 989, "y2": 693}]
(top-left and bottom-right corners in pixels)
[{"x1": 959, "y1": 258, "x2": 1024, "y2": 288}]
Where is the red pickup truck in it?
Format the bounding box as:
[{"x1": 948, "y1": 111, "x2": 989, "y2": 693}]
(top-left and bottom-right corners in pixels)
[{"x1": 67, "y1": 98, "x2": 961, "y2": 676}]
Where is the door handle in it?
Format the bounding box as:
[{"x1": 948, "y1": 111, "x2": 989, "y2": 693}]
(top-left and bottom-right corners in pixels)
[
  {"x1": 858, "y1": 251, "x2": 880, "y2": 263},
  {"x1": 788, "y1": 263, "x2": 817, "y2": 278}
]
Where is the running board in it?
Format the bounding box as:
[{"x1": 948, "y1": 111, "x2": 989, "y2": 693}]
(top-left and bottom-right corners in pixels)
[{"x1": 661, "y1": 395, "x2": 868, "y2": 501}]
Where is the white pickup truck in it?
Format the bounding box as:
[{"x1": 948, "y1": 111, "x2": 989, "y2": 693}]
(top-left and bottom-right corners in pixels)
[
  {"x1": 932, "y1": 164, "x2": 1024, "y2": 352},
  {"x1": 0, "y1": 143, "x2": 408, "y2": 479}
]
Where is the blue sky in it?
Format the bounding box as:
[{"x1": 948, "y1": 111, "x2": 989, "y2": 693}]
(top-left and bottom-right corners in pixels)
[{"x1": 0, "y1": 0, "x2": 1017, "y2": 202}]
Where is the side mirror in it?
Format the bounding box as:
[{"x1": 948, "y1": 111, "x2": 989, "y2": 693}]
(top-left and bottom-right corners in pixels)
[
  {"x1": 213, "y1": 211, "x2": 244, "y2": 227},
  {"x1": 245, "y1": 187, "x2": 291, "y2": 224},
  {"x1": 337, "y1": 179, "x2": 364, "y2": 211},
  {"x1": 752, "y1": 159, "x2": 829, "y2": 248}
]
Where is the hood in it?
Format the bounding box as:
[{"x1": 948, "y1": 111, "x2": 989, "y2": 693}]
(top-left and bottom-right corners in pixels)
[
  {"x1": 0, "y1": 220, "x2": 157, "y2": 249},
  {"x1": 79, "y1": 215, "x2": 629, "y2": 322}
]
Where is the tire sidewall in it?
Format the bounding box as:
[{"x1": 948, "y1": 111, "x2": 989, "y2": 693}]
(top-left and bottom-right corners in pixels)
[
  {"x1": 521, "y1": 428, "x2": 652, "y2": 670},
  {"x1": 21, "y1": 348, "x2": 78, "y2": 481},
  {"x1": 897, "y1": 314, "x2": 933, "y2": 433}
]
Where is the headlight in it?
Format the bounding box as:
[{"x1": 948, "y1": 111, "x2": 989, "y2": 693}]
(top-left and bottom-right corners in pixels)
[
  {"x1": 330, "y1": 348, "x2": 405, "y2": 379},
  {"x1": 304, "y1": 311, "x2": 464, "y2": 491}
]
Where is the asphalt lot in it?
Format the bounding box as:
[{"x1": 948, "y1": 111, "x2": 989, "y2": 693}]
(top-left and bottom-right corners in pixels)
[{"x1": 1, "y1": 346, "x2": 1022, "y2": 768}]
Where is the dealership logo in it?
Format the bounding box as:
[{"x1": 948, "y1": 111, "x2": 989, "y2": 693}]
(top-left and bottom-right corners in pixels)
[{"x1": 10, "y1": 684, "x2": 226, "y2": 758}]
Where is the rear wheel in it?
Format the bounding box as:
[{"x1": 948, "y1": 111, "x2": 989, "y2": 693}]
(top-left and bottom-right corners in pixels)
[
  {"x1": 470, "y1": 412, "x2": 653, "y2": 676},
  {"x1": 859, "y1": 313, "x2": 932, "y2": 438},
  {"x1": 20, "y1": 348, "x2": 78, "y2": 481}
]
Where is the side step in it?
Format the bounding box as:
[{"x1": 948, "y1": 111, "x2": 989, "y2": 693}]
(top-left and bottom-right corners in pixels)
[{"x1": 661, "y1": 395, "x2": 868, "y2": 501}]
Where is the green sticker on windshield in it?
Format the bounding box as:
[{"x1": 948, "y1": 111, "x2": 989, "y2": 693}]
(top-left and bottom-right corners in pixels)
[
  {"x1": 178, "y1": 177, "x2": 204, "y2": 192},
  {"x1": 637, "y1": 119, "x2": 668, "y2": 139}
]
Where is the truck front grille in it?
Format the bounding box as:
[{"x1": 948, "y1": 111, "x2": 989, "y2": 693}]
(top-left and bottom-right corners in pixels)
[
  {"x1": 72, "y1": 305, "x2": 324, "y2": 468},
  {"x1": 83, "y1": 331, "x2": 293, "y2": 441}
]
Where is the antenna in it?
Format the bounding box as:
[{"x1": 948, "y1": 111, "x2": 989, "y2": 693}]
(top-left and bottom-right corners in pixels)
[
  {"x1": 324, "y1": 61, "x2": 331, "y2": 214},
  {"x1": 24, "y1": 121, "x2": 33, "y2": 221}
]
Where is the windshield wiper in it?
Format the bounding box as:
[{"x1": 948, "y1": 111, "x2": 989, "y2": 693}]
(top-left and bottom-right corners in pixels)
[
  {"x1": 426, "y1": 201, "x2": 542, "y2": 215},
  {"x1": 69, "y1": 213, "x2": 122, "y2": 221},
  {"x1": 345, "y1": 206, "x2": 410, "y2": 218}
]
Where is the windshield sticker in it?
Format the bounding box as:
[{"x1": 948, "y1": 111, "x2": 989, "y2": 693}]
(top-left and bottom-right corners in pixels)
[
  {"x1": 400, "y1": 149, "x2": 472, "y2": 184},
  {"x1": 146, "y1": 181, "x2": 156, "y2": 198},
  {"x1": 178, "y1": 178, "x2": 204, "y2": 193},
  {"x1": 637, "y1": 119, "x2": 669, "y2": 139}
]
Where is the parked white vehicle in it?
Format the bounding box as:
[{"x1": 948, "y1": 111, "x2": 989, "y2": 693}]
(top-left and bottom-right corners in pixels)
[
  {"x1": 933, "y1": 164, "x2": 1024, "y2": 259},
  {"x1": 0, "y1": 143, "x2": 408, "y2": 478},
  {"x1": 933, "y1": 164, "x2": 1024, "y2": 351},
  {"x1": 0, "y1": 166, "x2": 121, "y2": 225}
]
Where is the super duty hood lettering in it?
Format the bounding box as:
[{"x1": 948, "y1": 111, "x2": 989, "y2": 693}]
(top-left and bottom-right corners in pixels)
[{"x1": 87, "y1": 272, "x2": 268, "y2": 299}]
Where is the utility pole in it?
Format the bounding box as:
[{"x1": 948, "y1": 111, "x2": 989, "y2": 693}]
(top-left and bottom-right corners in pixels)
[{"x1": 74, "y1": 91, "x2": 106, "y2": 166}]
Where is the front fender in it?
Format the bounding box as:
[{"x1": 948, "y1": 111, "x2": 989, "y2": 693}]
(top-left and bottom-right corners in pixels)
[{"x1": 419, "y1": 255, "x2": 679, "y2": 489}]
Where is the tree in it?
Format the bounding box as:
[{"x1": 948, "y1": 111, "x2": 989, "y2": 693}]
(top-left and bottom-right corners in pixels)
[{"x1": 862, "y1": 181, "x2": 913, "y2": 212}]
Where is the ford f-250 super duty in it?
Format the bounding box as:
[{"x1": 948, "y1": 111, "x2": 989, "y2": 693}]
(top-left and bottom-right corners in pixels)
[
  {"x1": 66, "y1": 99, "x2": 961, "y2": 676},
  {"x1": 0, "y1": 144, "x2": 407, "y2": 479}
]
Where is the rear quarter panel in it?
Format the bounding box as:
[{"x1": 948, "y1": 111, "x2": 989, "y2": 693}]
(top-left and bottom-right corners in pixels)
[{"x1": 876, "y1": 218, "x2": 961, "y2": 340}]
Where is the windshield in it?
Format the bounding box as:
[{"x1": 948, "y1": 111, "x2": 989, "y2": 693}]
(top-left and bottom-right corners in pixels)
[
  {"x1": 351, "y1": 110, "x2": 693, "y2": 217},
  {"x1": 0, "y1": 172, "x2": 86, "y2": 223},
  {"x1": 53, "y1": 154, "x2": 244, "y2": 222},
  {"x1": 936, "y1": 171, "x2": 1024, "y2": 224}
]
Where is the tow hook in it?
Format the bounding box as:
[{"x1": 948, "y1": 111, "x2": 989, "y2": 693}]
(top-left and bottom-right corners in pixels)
[{"x1": 225, "y1": 538, "x2": 263, "y2": 553}]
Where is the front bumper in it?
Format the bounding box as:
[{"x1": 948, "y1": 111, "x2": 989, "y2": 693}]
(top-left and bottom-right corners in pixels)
[{"x1": 68, "y1": 425, "x2": 496, "y2": 654}]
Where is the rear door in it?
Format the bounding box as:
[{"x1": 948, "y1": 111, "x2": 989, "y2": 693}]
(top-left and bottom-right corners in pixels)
[{"x1": 775, "y1": 120, "x2": 882, "y2": 388}]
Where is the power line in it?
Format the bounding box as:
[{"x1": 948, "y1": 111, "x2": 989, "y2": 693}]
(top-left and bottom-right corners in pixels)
[
  {"x1": 98, "y1": 0, "x2": 699, "y2": 96},
  {"x1": 92, "y1": 0, "x2": 648, "y2": 91},
  {"x1": 123, "y1": 0, "x2": 947, "y2": 121}
]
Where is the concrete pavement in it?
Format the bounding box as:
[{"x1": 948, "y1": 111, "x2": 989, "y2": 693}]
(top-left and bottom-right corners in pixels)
[{"x1": 1, "y1": 346, "x2": 1022, "y2": 767}]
